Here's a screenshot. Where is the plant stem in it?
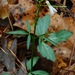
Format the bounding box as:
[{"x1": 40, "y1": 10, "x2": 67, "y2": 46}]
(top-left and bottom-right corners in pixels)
[
  {"x1": 31, "y1": 38, "x2": 35, "y2": 72},
  {"x1": 31, "y1": 1, "x2": 42, "y2": 72}
]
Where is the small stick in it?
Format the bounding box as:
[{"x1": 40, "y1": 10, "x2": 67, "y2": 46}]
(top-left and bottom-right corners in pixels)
[{"x1": 0, "y1": 47, "x2": 8, "y2": 55}]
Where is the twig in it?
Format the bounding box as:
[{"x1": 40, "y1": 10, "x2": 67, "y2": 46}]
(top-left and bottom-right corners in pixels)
[
  {"x1": 0, "y1": 47, "x2": 8, "y2": 55},
  {"x1": 3, "y1": 25, "x2": 9, "y2": 33},
  {"x1": 53, "y1": 5, "x2": 67, "y2": 8}
]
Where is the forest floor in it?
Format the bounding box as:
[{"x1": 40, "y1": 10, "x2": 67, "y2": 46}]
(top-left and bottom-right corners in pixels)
[{"x1": 0, "y1": 0, "x2": 75, "y2": 75}]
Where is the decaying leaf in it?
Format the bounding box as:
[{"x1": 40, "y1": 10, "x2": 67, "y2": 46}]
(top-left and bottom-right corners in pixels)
[
  {"x1": 8, "y1": 0, "x2": 67, "y2": 33},
  {"x1": 8, "y1": 0, "x2": 17, "y2": 4},
  {"x1": 8, "y1": 0, "x2": 48, "y2": 33},
  {"x1": 72, "y1": 0, "x2": 75, "y2": 5},
  {"x1": 63, "y1": 17, "x2": 75, "y2": 44},
  {"x1": 0, "y1": 37, "x2": 17, "y2": 73},
  {"x1": 59, "y1": 63, "x2": 75, "y2": 75},
  {"x1": 0, "y1": 62, "x2": 4, "y2": 73},
  {"x1": 0, "y1": 0, "x2": 17, "y2": 19},
  {"x1": 56, "y1": 56, "x2": 67, "y2": 68},
  {"x1": 54, "y1": 46, "x2": 71, "y2": 59},
  {"x1": 0, "y1": 0, "x2": 8, "y2": 6},
  {"x1": 0, "y1": 5, "x2": 9, "y2": 19},
  {"x1": 0, "y1": 0, "x2": 9, "y2": 19}
]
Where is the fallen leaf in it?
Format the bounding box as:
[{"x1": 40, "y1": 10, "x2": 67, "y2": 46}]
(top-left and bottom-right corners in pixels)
[
  {"x1": 9, "y1": 0, "x2": 66, "y2": 33},
  {"x1": 0, "y1": 37, "x2": 17, "y2": 73},
  {"x1": 0, "y1": 5, "x2": 9, "y2": 19},
  {"x1": 56, "y1": 56, "x2": 67, "y2": 68}
]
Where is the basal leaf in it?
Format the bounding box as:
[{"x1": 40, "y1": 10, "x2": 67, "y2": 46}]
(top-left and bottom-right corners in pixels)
[
  {"x1": 2, "y1": 72, "x2": 11, "y2": 75},
  {"x1": 37, "y1": 42, "x2": 56, "y2": 62},
  {"x1": 48, "y1": 30, "x2": 73, "y2": 45},
  {"x1": 27, "y1": 34, "x2": 31, "y2": 49},
  {"x1": 28, "y1": 73, "x2": 32, "y2": 75},
  {"x1": 6, "y1": 30, "x2": 28, "y2": 35},
  {"x1": 36, "y1": 14, "x2": 50, "y2": 36},
  {"x1": 26, "y1": 20, "x2": 31, "y2": 33},
  {"x1": 27, "y1": 57, "x2": 39, "y2": 70},
  {"x1": 28, "y1": 70, "x2": 50, "y2": 75}
]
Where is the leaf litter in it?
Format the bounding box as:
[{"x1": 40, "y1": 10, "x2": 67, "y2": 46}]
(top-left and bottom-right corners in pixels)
[{"x1": 0, "y1": 0, "x2": 75, "y2": 75}]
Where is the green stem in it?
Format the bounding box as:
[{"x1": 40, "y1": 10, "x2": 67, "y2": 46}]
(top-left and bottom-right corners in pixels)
[
  {"x1": 31, "y1": 1, "x2": 42, "y2": 72},
  {"x1": 31, "y1": 38, "x2": 35, "y2": 72}
]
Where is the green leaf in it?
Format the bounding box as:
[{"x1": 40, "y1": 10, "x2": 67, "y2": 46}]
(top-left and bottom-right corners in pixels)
[
  {"x1": 36, "y1": 14, "x2": 50, "y2": 36},
  {"x1": 28, "y1": 70, "x2": 50, "y2": 75},
  {"x1": 38, "y1": 36, "x2": 43, "y2": 45},
  {"x1": 37, "y1": 42, "x2": 56, "y2": 62},
  {"x1": 42, "y1": 36, "x2": 57, "y2": 46},
  {"x1": 27, "y1": 57, "x2": 39, "y2": 70},
  {"x1": 27, "y1": 34, "x2": 31, "y2": 49},
  {"x1": 2, "y1": 72, "x2": 11, "y2": 75},
  {"x1": 26, "y1": 20, "x2": 31, "y2": 33},
  {"x1": 6, "y1": 30, "x2": 28, "y2": 35},
  {"x1": 48, "y1": 30, "x2": 73, "y2": 45},
  {"x1": 28, "y1": 73, "x2": 32, "y2": 75}
]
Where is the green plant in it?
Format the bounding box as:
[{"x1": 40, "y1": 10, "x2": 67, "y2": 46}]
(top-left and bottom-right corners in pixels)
[{"x1": 7, "y1": 0, "x2": 72, "y2": 75}]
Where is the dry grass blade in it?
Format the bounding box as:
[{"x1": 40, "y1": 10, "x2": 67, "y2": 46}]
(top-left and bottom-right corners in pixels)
[{"x1": 0, "y1": 47, "x2": 8, "y2": 55}]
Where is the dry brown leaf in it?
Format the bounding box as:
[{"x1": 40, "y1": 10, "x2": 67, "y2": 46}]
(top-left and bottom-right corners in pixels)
[
  {"x1": 56, "y1": 56, "x2": 67, "y2": 68},
  {"x1": 63, "y1": 17, "x2": 75, "y2": 44},
  {"x1": 8, "y1": 0, "x2": 67, "y2": 34},
  {"x1": 59, "y1": 63, "x2": 75, "y2": 75},
  {"x1": 0, "y1": 0, "x2": 16, "y2": 19},
  {"x1": 0, "y1": 0, "x2": 9, "y2": 19},
  {"x1": 8, "y1": 0, "x2": 49, "y2": 33},
  {"x1": 0, "y1": 5, "x2": 9, "y2": 19},
  {"x1": 8, "y1": 0, "x2": 17, "y2": 4},
  {"x1": 0, "y1": 38, "x2": 17, "y2": 73},
  {"x1": 72, "y1": 0, "x2": 75, "y2": 5},
  {"x1": 0, "y1": 0, "x2": 8, "y2": 6}
]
